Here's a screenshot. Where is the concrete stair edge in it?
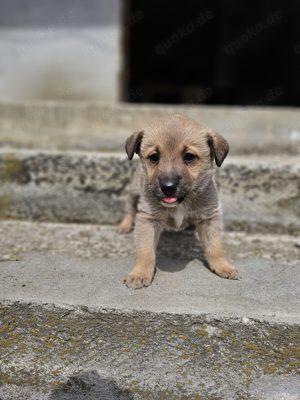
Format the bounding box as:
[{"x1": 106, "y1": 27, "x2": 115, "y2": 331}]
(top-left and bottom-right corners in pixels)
[
  {"x1": 0, "y1": 149, "x2": 299, "y2": 234},
  {"x1": 0, "y1": 218, "x2": 299, "y2": 399},
  {"x1": 0, "y1": 244, "x2": 299, "y2": 398},
  {"x1": 0, "y1": 101, "x2": 300, "y2": 154}
]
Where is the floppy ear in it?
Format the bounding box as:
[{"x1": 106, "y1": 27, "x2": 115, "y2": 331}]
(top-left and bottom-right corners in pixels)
[
  {"x1": 207, "y1": 131, "x2": 229, "y2": 167},
  {"x1": 125, "y1": 130, "x2": 144, "y2": 160}
]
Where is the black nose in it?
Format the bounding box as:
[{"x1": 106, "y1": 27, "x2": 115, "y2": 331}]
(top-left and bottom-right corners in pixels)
[{"x1": 159, "y1": 176, "x2": 180, "y2": 196}]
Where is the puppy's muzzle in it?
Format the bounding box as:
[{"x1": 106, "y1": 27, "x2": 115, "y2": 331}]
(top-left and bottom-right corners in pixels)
[
  {"x1": 160, "y1": 179, "x2": 177, "y2": 196},
  {"x1": 159, "y1": 175, "x2": 182, "y2": 206}
]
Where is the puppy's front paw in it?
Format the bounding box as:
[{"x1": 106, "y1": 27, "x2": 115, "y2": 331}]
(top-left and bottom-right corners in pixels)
[
  {"x1": 124, "y1": 271, "x2": 153, "y2": 289},
  {"x1": 213, "y1": 262, "x2": 239, "y2": 280}
]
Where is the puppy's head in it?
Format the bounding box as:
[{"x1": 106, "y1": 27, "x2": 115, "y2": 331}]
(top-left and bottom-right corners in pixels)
[{"x1": 126, "y1": 114, "x2": 229, "y2": 208}]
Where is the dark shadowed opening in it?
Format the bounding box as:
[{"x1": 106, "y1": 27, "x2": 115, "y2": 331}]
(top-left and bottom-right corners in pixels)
[{"x1": 122, "y1": 0, "x2": 300, "y2": 106}]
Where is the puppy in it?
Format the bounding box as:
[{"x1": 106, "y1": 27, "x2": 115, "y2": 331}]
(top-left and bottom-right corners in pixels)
[{"x1": 118, "y1": 114, "x2": 239, "y2": 289}]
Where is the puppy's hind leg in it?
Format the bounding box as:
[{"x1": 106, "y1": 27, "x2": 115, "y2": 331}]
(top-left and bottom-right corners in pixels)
[{"x1": 117, "y1": 193, "x2": 139, "y2": 234}]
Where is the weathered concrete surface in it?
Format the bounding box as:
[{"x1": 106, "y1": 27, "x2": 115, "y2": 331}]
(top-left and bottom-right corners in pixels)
[
  {"x1": 0, "y1": 150, "x2": 299, "y2": 234},
  {"x1": 1, "y1": 252, "x2": 299, "y2": 324},
  {"x1": 0, "y1": 252, "x2": 299, "y2": 399},
  {"x1": 0, "y1": 220, "x2": 299, "y2": 265},
  {"x1": 0, "y1": 101, "x2": 300, "y2": 154},
  {"x1": 0, "y1": 150, "x2": 131, "y2": 225},
  {"x1": 0, "y1": 304, "x2": 299, "y2": 400}
]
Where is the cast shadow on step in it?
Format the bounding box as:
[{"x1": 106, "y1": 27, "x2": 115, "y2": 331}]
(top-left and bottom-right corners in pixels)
[{"x1": 49, "y1": 370, "x2": 134, "y2": 400}]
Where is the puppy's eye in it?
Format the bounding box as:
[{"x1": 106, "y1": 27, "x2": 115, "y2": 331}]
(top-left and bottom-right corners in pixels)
[
  {"x1": 183, "y1": 152, "x2": 197, "y2": 163},
  {"x1": 149, "y1": 153, "x2": 159, "y2": 163}
]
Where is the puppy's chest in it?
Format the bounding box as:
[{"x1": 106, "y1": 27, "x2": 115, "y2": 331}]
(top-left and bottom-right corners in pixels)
[{"x1": 165, "y1": 206, "x2": 189, "y2": 230}]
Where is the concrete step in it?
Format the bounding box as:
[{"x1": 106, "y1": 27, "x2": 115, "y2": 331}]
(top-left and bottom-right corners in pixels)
[
  {"x1": 0, "y1": 220, "x2": 299, "y2": 399},
  {"x1": 0, "y1": 149, "x2": 299, "y2": 234},
  {"x1": 0, "y1": 220, "x2": 299, "y2": 265},
  {"x1": 0, "y1": 101, "x2": 300, "y2": 154}
]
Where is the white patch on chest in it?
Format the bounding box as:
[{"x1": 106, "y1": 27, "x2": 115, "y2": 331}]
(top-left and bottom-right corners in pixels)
[{"x1": 173, "y1": 205, "x2": 185, "y2": 229}]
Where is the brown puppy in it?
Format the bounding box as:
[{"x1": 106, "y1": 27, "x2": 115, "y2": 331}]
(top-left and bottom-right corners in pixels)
[{"x1": 118, "y1": 114, "x2": 239, "y2": 289}]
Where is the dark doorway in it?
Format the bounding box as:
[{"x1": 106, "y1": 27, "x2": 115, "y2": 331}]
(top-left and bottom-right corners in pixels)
[{"x1": 122, "y1": 0, "x2": 300, "y2": 106}]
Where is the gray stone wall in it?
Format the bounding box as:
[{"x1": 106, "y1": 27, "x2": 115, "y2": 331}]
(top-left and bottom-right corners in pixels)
[{"x1": 0, "y1": 0, "x2": 121, "y2": 101}]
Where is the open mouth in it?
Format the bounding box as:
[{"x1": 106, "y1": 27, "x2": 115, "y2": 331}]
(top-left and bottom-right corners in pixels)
[
  {"x1": 162, "y1": 197, "x2": 177, "y2": 204},
  {"x1": 160, "y1": 197, "x2": 180, "y2": 207}
]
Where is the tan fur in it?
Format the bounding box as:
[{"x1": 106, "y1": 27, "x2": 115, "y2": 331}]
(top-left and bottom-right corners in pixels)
[
  {"x1": 118, "y1": 114, "x2": 239, "y2": 289},
  {"x1": 117, "y1": 213, "x2": 135, "y2": 233}
]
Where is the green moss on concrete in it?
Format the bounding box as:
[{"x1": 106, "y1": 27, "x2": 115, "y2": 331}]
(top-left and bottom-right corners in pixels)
[
  {"x1": 278, "y1": 195, "x2": 300, "y2": 216},
  {"x1": 0, "y1": 303, "x2": 299, "y2": 398},
  {"x1": 0, "y1": 195, "x2": 11, "y2": 213},
  {"x1": 0, "y1": 154, "x2": 23, "y2": 182}
]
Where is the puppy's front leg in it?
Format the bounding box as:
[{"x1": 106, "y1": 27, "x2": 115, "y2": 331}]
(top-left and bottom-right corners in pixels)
[
  {"x1": 196, "y1": 217, "x2": 239, "y2": 279},
  {"x1": 125, "y1": 213, "x2": 161, "y2": 289}
]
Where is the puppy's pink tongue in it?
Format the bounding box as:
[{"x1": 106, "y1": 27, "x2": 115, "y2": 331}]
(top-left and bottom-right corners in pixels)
[{"x1": 163, "y1": 197, "x2": 177, "y2": 204}]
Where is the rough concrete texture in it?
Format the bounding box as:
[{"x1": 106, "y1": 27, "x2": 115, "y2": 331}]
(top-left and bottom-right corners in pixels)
[
  {"x1": 0, "y1": 150, "x2": 131, "y2": 225},
  {"x1": 0, "y1": 305, "x2": 299, "y2": 400},
  {"x1": 0, "y1": 150, "x2": 299, "y2": 234},
  {"x1": 0, "y1": 252, "x2": 299, "y2": 399},
  {"x1": 0, "y1": 102, "x2": 300, "y2": 154},
  {"x1": 0, "y1": 220, "x2": 299, "y2": 265},
  {"x1": 0, "y1": 100, "x2": 299, "y2": 399},
  {"x1": 1, "y1": 251, "x2": 299, "y2": 324}
]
